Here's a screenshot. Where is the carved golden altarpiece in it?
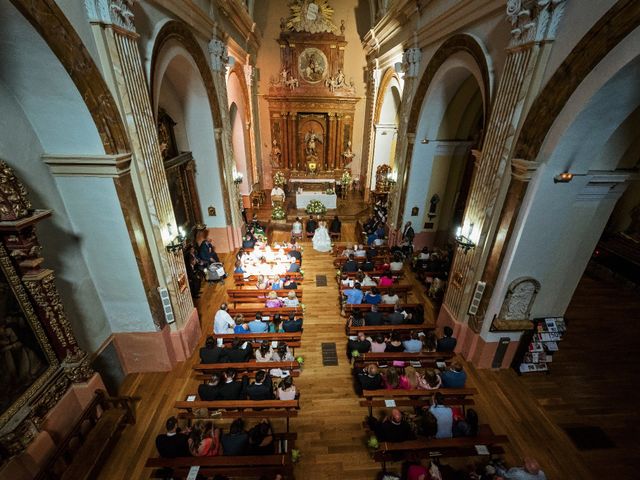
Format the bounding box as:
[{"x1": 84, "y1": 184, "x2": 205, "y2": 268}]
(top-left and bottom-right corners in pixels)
[
  {"x1": 0, "y1": 161, "x2": 93, "y2": 461},
  {"x1": 267, "y1": 1, "x2": 359, "y2": 174}
]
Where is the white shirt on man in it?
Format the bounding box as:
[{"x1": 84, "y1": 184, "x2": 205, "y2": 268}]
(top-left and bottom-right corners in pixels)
[{"x1": 214, "y1": 309, "x2": 234, "y2": 334}]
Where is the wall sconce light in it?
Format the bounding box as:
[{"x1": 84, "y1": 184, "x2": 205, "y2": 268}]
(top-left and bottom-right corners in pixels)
[
  {"x1": 166, "y1": 223, "x2": 186, "y2": 253},
  {"x1": 208, "y1": 205, "x2": 216, "y2": 216},
  {"x1": 553, "y1": 172, "x2": 573, "y2": 183},
  {"x1": 386, "y1": 170, "x2": 398, "y2": 184},
  {"x1": 233, "y1": 171, "x2": 244, "y2": 184},
  {"x1": 454, "y1": 222, "x2": 476, "y2": 254},
  {"x1": 420, "y1": 138, "x2": 429, "y2": 144}
]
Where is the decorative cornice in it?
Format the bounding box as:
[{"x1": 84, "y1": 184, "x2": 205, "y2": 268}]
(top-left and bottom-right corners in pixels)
[
  {"x1": 506, "y1": 0, "x2": 567, "y2": 48},
  {"x1": 510, "y1": 158, "x2": 540, "y2": 182},
  {"x1": 84, "y1": 0, "x2": 136, "y2": 33},
  {"x1": 42, "y1": 153, "x2": 132, "y2": 178}
]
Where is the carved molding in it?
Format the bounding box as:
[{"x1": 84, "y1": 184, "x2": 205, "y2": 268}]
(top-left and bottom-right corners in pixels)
[
  {"x1": 42, "y1": 153, "x2": 132, "y2": 178},
  {"x1": 510, "y1": 158, "x2": 540, "y2": 182},
  {"x1": 85, "y1": 0, "x2": 136, "y2": 33},
  {"x1": 507, "y1": 0, "x2": 567, "y2": 48}
]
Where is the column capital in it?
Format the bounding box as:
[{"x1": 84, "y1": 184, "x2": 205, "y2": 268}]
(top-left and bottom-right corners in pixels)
[
  {"x1": 402, "y1": 47, "x2": 422, "y2": 78},
  {"x1": 506, "y1": 0, "x2": 567, "y2": 48},
  {"x1": 511, "y1": 158, "x2": 540, "y2": 182},
  {"x1": 209, "y1": 38, "x2": 229, "y2": 72},
  {"x1": 85, "y1": 0, "x2": 136, "y2": 33}
]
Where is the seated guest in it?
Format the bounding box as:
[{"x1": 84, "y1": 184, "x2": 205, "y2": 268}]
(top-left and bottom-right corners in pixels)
[
  {"x1": 291, "y1": 217, "x2": 303, "y2": 238},
  {"x1": 198, "y1": 373, "x2": 222, "y2": 401},
  {"x1": 403, "y1": 366, "x2": 428, "y2": 390},
  {"x1": 242, "y1": 233, "x2": 255, "y2": 249},
  {"x1": 383, "y1": 366, "x2": 410, "y2": 390},
  {"x1": 156, "y1": 416, "x2": 190, "y2": 458},
  {"x1": 269, "y1": 314, "x2": 284, "y2": 333},
  {"x1": 282, "y1": 313, "x2": 303, "y2": 332},
  {"x1": 200, "y1": 336, "x2": 227, "y2": 364},
  {"x1": 378, "y1": 271, "x2": 394, "y2": 287},
  {"x1": 369, "y1": 408, "x2": 416, "y2": 442},
  {"x1": 437, "y1": 326, "x2": 457, "y2": 352},
  {"x1": 198, "y1": 237, "x2": 220, "y2": 266},
  {"x1": 277, "y1": 375, "x2": 297, "y2": 400},
  {"x1": 234, "y1": 315, "x2": 250, "y2": 334},
  {"x1": 361, "y1": 257, "x2": 375, "y2": 272},
  {"x1": 429, "y1": 392, "x2": 454, "y2": 438},
  {"x1": 282, "y1": 275, "x2": 298, "y2": 289},
  {"x1": 270, "y1": 275, "x2": 283, "y2": 290},
  {"x1": 221, "y1": 418, "x2": 249, "y2": 456},
  {"x1": 381, "y1": 288, "x2": 400, "y2": 304},
  {"x1": 348, "y1": 331, "x2": 371, "y2": 355},
  {"x1": 403, "y1": 332, "x2": 423, "y2": 353},
  {"x1": 496, "y1": 457, "x2": 547, "y2": 480},
  {"x1": 330, "y1": 215, "x2": 341, "y2": 236},
  {"x1": 255, "y1": 342, "x2": 274, "y2": 362},
  {"x1": 344, "y1": 282, "x2": 364, "y2": 304},
  {"x1": 364, "y1": 287, "x2": 382, "y2": 305},
  {"x1": 340, "y1": 273, "x2": 355, "y2": 288},
  {"x1": 246, "y1": 370, "x2": 274, "y2": 400},
  {"x1": 305, "y1": 216, "x2": 317, "y2": 235},
  {"x1": 188, "y1": 420, "x2": 221, "y2": 457},
  {"x1": 366, "y1": 230, "x2": 378, "y2": 246},
  {"x1": 363, "y1": 216, "x2": 377, "y2": 235},
  {"x1": 389, "y1": 254, "x2": 404, "y2": 272},
  {"x1": 365, "y1": 304, "x2": 384, "y2": 326},
  {"x1": 265, "y1": 291, "x2": 284, "y2": 308},
  {"x1": 440, "y1": 361, "x2": 467, "y2": 388},
  {"x1": 342, "y1": 254, "x2": 359, "y2": 273},
  {"x1": 424, "y1": 369, "x2": 442, "y2": 390},
  {"x1": 226, "y1": 338, "x2": 253, "y2": 362},
  {"x1": 248, "y1": 419, "x2": 275, "y2": 455},
  {"x1": 214, "y1": 303, "x2": 235, "y2": 334},
  {"x1": 357, "y1": 363, "x2": 384, "y2": 391},
  {"x1": 272, "y1": 342, "x2": 295, "y2": 361},
  {"x1": 282, "y1": 290, "x2": 299, "y2": 307},
  {"x1": 342, "y1": 244, "x2": 355, "y2": 257},
  {"x1": 386, "y1": 304, "x2": 406, "y2": 325},
  {"x1": 418, "y1": 247, "x2": 430, "y2": 260},
  {"x1": 354, "y1": 244, "x2": 367, "y2": 258},
  {"x1": 248, "y1": 313, "x2": 269, "y2": 333},
  {"x1": 385, "y1": 332, "x2": 405, "y2": 352},
  {"x1": 234, "y1": 260, "x2": 244, "y2": 274},
  {"x1": 347, "y1": 310, "x2": 365, "y2": 328},
  {"x1": 369, "y1": 334, "x2": 387, "y2": 352},
  {"x1": 288, "y1": 244, "x2": 302, "y2": 263},
  {"x1": 287, "y1": 256, "x2": 301, "y2": 273},
  {"x1": 256, "y1": 274, "x2": 269, "y2": 290},
  {"x1": 361, "y1": 272, "x2": 377, "y2": 286},
  {"x1": 423, "y1": 331, "x2": 438, "y2": 352},
  {"x1": 218, "y1": 368, "x2": 248, "y2": 400},
  {"x1": 406, "y1": 463, "x2": 429, "y2": 480},
  {"x1": 375, "y1": 223, "x2": 386, "y2": 240}
]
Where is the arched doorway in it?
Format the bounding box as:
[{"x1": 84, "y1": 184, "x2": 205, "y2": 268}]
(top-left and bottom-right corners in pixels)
[{"x1": 227, "y1": 68, "x2": 254, "y2": 201}]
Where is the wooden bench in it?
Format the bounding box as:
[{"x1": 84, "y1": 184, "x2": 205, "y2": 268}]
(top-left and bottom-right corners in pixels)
[
  {"x1": 227, "y1": 288, "x2": 304, "y2": 306},
  {"x1": 212, "y1": 332, "x2": 302, "y2": 343},
  {"x1": 234, "y1": 272, "x2": 304, "y2": 283},
  {"x1": 361, "y1": 388, "x2": 477, "y2": 416},
  {"x1": 334, "y1": 255, "x2": 389, "y2": 267},
  {"x1": 373, "y1": 425, "x2": 508, "y2": 468},
  {"x1": 146, "y1": 433, "x2": 296, "y2": 479},
  {"x1": 339, "y1": 270, "x2": 404, "y2": 281},
  {"x1": 340, "y1": 284, "x2": 413, "y2": 302},
  {"x1": 345, "y1": 303, "x2": 420, "y2": 313},
  {"x1": 355, "y1": 352, "x2": 454, "y2": 362},
  {"x1": 34, "y1": 390, "x2": 135, "y2": 480},
  {"x1": 174, "y1": 399, "x2": 300, "y2": 432},
  {"x1": 229, "y1": 306, "x2": 302, "y2": 317},
  {"x1": 333, "y1": 245, "x2": 390, "y2": 256},
  {"x1": 346, "y1": 325, "x2": 435, "y2": 336},
  {"x1": 194, "y1": 360, "x2": 300, "y2": 374}
]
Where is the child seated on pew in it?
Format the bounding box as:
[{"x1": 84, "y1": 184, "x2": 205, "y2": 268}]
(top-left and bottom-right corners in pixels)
[{"x1": 188, "y1": 420, "x2": 221, "y2": 457}]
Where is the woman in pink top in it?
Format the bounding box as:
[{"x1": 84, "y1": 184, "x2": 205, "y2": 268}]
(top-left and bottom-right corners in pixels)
[
  {"x1": 276, "y1": 375, "x2": 297, "y2": 400},
  {"x1": 383, "y1": 366, "x2": 410, "y2": 389},
  {"x1": 378, "y1": 272, "x2": 394, "y2": 287},
  {"x1": 369, "y1": 334, "x2": 387, "y2": 352},
  {"x1": 265, "y1": 290, "x2": 283, "y2": 308}
]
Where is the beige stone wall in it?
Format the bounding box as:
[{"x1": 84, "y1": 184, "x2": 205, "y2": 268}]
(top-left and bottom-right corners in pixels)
[{"x1": 256, "y1": 1, "x2": 367, "y2": 187}]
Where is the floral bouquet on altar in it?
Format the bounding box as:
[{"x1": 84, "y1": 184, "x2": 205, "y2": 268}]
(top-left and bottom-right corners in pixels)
[
  {"x1": 271, "y1": 205, "x2": 286, "y2": 220},
  {"x1": 341, "y1": 170, "x2": 352, "y2": 187},
  {"x1": 325, "y1": 188, "x2": 335, "y2": 194},
  {"x1": 306, "y1": 199, "x2": 326, "y2": 215},
  {"x1": 274, "y1": 171, "x2": 286, "y2": 187}
]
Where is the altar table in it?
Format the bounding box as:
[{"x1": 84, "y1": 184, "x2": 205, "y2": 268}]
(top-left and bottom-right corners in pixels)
[{"x1": 295, "y1": 191, "x2": 337, "y2": 209}]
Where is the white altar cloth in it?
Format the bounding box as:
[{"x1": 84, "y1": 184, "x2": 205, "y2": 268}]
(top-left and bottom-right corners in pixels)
[
  {"x1": 289, "y1": 177, "x2": 336, "y2": 184},
  {"x1": 295, "y1": 191, "x2": 337, "y2": 209}
]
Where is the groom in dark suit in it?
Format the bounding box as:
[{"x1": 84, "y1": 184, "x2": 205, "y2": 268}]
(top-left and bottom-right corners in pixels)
[{"x1": 306, "y1": 216, "x2": 317, "y2": 235}]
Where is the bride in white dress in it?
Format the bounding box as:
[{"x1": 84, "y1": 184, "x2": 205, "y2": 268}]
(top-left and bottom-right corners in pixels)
[{"x1": 312, "y1": 220, "x2": 332, "y2": 252}]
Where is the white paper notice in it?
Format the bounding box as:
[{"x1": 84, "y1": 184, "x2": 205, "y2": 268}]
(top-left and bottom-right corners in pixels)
[
  {"x1": 187, "y1": 466, "x2": 200, "y2": 480},
  {"x1": 384, "y1": 399, "x2": 396, "y2": 408}
]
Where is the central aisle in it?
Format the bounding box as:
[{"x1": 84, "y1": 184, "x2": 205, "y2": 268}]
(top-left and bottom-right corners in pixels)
[{"x1": 283, "y1": 244, "x2": 381, "y2": 479}]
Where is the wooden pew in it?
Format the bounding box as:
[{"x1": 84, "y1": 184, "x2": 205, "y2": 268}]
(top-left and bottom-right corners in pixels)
[
  {"x1": 346, "y1": 325, "x2": 435, "y2": 336},
  {"x1": 146, "y1": 433, "x2": 296, "y2": 479},
  {"x1": 339, "y1": 284, "x2": 413, "y2": 302},
  {"x1": 229, "y1": 306, "x2": 302, "y2": 317},
  {"x1": 345, "y1": 303, "x2": 420, "y2": 313},
  {"x1": 361, "y1": 388, "x2": 477, "y2": 416},
  {"x1": 234, "y1": 272, "x2": 304, "y2": 284},
  {"x1": 333, "y1": 245, "x2": 390, "y2": 256},
  {"x1": 212, "y1": 332, "x2": 302, "y2": 343},
  {"x1": 34, "y1": 390, "x2": 135, "y2": 480},
  {"x1": 193, "y1": 360, "x2": 300, "y2": 374},
  {"x1": 373, "y1": 425, "x2": 508, "y2": 468},
  {"x1": 334, "y1": 255, "x2": 389, "y2": 267},
  {"x1": 338, "y1": 270, "x2": 405, "y2": 282},
  {"x1": 355, "y1": 352, "x2": 453, "y2": 362},
  {"x1": 174, "y1": 399, "x2": 300, "y2": 432},
  {"x1": 227, "y1": 288, "x2": 304, "y2": 306}
]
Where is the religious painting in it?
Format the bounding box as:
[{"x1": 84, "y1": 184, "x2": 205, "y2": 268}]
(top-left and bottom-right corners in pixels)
[
  {"x1": 298, "y1": 48, "x2": 328, "y2": 84},
  {"x1": 0, "y1": 250, "x2": 57, "y2": 427}
]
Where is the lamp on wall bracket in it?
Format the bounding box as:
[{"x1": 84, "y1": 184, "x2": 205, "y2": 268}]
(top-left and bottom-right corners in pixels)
[
  {"x1": 454, "y1": 222, "x2": 476, "y2": 254},
  {"x1": 553, "y1": 172, "x2": 574, "y2": 183},
  {"x1": 233, "y1": 171, "x2": 244, "y2": 184},
  {"x1": 420, "y1": 138, "x2": 429, "y2": 144},
  {"x1": 166, "y1": 223, "x2": 186, "y2": 254}
]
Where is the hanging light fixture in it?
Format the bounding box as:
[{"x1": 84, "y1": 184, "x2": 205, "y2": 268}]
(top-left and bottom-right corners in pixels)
[{"x1": 454, "y1": 222, "x2": 476, "y2": 253}]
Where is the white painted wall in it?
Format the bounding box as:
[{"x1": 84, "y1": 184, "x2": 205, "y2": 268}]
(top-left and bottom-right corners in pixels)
[{"x1": 371, "y1": 125, "x2": 397, "y2": 184}]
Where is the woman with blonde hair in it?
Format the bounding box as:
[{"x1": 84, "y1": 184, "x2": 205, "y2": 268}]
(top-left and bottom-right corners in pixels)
[
  {"x1": 403, "y1": 366, "x2": 429, "y2": 390},
  {"x1": 283, "y1": 290, "x2": 299, "y2": 307},
  {"x1": 423, "y1": 368, "x2": 442, "y2": 390},
  {"x1": 256, "y1": 274, "x2": 269, "y2": 290},
  {"x1": 265, "y1": 290, "x2": 283, "y2": 308}
]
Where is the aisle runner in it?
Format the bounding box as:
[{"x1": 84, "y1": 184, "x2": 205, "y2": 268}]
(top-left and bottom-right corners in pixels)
[{"x1": 321, "y1": 343, "x2": 338, "y2": 366}]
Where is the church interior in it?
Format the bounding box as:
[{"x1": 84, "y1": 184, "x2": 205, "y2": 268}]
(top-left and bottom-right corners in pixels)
[{"x1": 1, "y1": 0, "x2": 639, "y2": 479}]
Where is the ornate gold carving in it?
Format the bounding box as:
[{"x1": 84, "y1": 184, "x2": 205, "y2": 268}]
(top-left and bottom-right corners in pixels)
[{"x1": 0, "y1": 160, "x2": 32, "y2": 221}]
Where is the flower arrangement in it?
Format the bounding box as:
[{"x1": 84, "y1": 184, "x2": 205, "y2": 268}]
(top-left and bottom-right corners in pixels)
[
  {"x1": 306, "y1": 199, "x2": 326, "y2": 215},
  {"x1": 325, "y1": 188, "x2": 335, "y2": 195},
  {"x1": 274, "y1": 171, "x2": 286, "y2": 187},
  {"x1": 341, "y1": 170, "x2": 352, "y2": 186},
  {"x1": 271, "y1": 205, "x2": 286, "y2": 220}
]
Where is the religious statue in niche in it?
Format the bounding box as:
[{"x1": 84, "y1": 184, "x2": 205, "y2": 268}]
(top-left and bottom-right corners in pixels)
[
  {"x1": 305, "y1": 130, "x2": 322, "y2": 159},
  {"x1": 497, "y1": 277, "x2": 541, "y2": 323},
  {"x1": 270, "y1": 139, "x2": 282, "y2": 167},
  {"x1": 341, "y1": 140, "x2": 355, "y2": 169},
  {"x1": 428, "y1": 194, "x2": 440, "y2": 220},
  {"x1": 298, "y1": 48, "x2": 327, "y2": 84}
]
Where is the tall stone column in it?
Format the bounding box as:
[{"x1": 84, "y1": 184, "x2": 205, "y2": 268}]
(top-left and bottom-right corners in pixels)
[
  {"x1": 244, "y1": 63, "x2": 260, "y2": 183},
  {"x1": 85, "y1": 0, "x2": 193, "y2": 328},
  {"x1": 328, "y1": 113, "x2": 337, "y2": 170},
  {"x1": 361, "y1": 61, "x2": 381, "y2": 201},
  {"x1": 442, "y1": 0, "x2": 567, "y2": 325},
  {"x1": 209, "y1": 38, "x2": 242, "y2": 230}
]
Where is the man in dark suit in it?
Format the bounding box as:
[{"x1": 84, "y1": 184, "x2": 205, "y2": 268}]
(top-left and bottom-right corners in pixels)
[
  {"x1": 246, "y1": 370, "x2": 274, "y2": 400},
  {"x1": 242, "y1": 233, "x2": 255, "y2": 249},
  {"x1": 365, "y1": 304, "x2": 384, "y2": 326},
  {"x1": 357, "y1": 364, "x2": 383, "y2": 392},
  {"x1": 156, "y1": 416, "x2": 190, "y2": 458},
  {"x1": 437, "y1": 326, "x2": 457, "y2": 352},
  {"x1": 306, "y1": 216, "x2": 317, "y2": 235},
  {"x1": 342, "y1": 254, "x2": 359, "y2": 273},
  {"x1": 200, "y1": 336, "x2": 227, "y2": 364},
  {"x1": 198, "y1": 373, "x2": 221, "y2": 401},
  {"x1": 283, "y1": 314, "x2": 303, "y2": 332},
  {"x1": 330, "y1": 215, "x2": 341, "y2": 235},
  {"x1": 361, "y1": 258, "x2": 374, "y2": 272},
  {"x1": 225, "y1": 338, "x2": 253, "y2": 363},
  {"x1": 217, "y1": 368, "x2": 248, "y2": 400},
  {"x1": 386, "y1": 304, "x2": 405, "y2": 325},
  {"x1": 402, "y1": 221, "x2": 415, "y2": 245},
  {"x1": 288, "y1": 244, "x2": 302, "y2": 264},
  {"x1": 348, "y1": 332, "x2": 371, "y2": 357}
]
